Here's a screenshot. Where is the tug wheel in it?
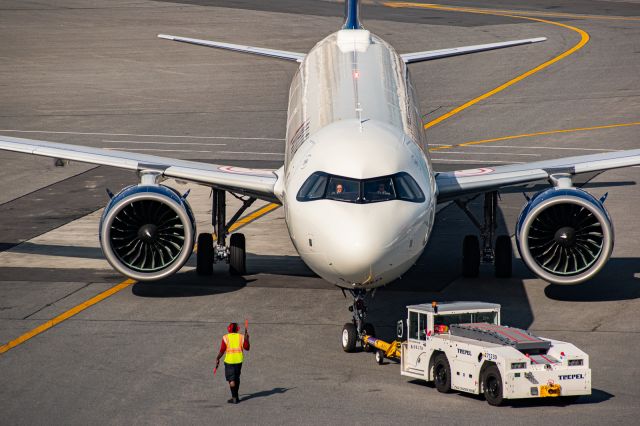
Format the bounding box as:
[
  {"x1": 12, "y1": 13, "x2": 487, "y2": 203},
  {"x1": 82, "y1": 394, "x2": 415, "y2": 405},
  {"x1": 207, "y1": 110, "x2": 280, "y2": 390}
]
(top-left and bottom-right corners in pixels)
[
  {"x1": 341, "y1": 323, "x2": 357, "y2": 353},
  {"x1": 483, "y1": 365, "x2": 504, "y2": 406},
  {"x1": 433, "y1": 354, "x2": 452, "y2": 393}
]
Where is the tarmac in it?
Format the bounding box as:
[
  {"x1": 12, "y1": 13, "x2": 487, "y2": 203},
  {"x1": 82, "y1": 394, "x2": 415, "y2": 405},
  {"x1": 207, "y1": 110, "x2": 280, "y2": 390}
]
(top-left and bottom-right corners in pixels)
[{"x1": 0, "y1": 0, "x2": 639, "y2": 424}]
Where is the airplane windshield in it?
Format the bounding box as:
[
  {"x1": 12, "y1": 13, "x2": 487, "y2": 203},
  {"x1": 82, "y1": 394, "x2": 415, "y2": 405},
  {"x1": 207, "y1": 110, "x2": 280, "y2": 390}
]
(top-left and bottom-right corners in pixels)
[{"x1": 297, "y1": 172, "x2": 425, "y2": 204}]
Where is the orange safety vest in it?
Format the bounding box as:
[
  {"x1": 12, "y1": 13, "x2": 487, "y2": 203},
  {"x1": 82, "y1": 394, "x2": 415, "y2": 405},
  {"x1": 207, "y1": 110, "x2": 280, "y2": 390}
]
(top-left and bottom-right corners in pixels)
[{"x1": 223, "y1": 333, "x2": 244, "y2": 364}]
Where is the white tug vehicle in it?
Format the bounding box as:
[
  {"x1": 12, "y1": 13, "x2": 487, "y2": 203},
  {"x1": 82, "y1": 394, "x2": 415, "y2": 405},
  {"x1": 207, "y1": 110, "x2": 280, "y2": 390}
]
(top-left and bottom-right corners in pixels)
[{"x1": 357, "y1": 302, "x2": 591, "y2": 405}]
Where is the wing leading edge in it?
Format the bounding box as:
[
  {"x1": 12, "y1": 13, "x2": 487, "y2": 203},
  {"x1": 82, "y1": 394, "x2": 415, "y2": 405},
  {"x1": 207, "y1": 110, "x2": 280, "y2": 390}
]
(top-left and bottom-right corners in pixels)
[
  {"x1": 158, "y1": 34, "x2": 305, "y2": 62},
  {"x1": 435, "y1": 149, "x2": 640, "y2": 202},
  {"x1": 401, "y1": 37, "x2": 546, "y2": 64},
  {"x1": 0, "y1": 135, "x2": 280, "y2": 203}
]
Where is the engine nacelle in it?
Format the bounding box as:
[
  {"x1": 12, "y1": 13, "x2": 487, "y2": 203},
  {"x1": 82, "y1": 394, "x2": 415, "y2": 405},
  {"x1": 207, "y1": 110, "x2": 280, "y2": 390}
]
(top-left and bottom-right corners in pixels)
[
  {"x1": 516, "y1": 187, "x2": 614, "y2": 284},
  {"x1": 99, "y1": 184, "x2": 196, "y2": 281}
]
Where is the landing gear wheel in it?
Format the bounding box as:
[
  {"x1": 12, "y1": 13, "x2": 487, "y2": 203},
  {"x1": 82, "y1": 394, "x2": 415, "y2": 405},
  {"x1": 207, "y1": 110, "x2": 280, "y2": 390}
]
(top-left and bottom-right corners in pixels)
[
  {"x1": 462, "y1": 235, "x2": 480, "y2": 278},
  {"x1": 196, "y1": 233, "x2": 214, "y2": 275},
  {"x1": 483, "y1": 365, "x2": 504, "y2": 406},
  {"x1": 433, "y1": 354, "x2": 452, "y2": 393},
  {"x1": 341, "y1": 323, "x2": 357, "y2": 353},
  {"x1": 363, "y1": 323, "x2": 375, "y2": 352},
  {"x1": 494, "y1": 235, "x2": 513, "y2": 278},
  {"x1": 375, "y1": 349, "x2": 384, "y2": 365},
  {"x1": 229, "y1": 233, "x2": 246, "y2": 276}
]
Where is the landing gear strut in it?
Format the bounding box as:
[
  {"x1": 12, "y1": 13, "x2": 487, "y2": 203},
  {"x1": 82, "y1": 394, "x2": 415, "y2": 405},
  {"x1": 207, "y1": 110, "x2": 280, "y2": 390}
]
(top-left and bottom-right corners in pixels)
[
  {"x1": 341, "y1": 289, "x2": 375, "y2": 352},
  {"x1": 455, "y1": 191, "x2": 512, "y2": 278},
  {"x1": 196, "y1": 189, "x2": 255, "y2": 276}
]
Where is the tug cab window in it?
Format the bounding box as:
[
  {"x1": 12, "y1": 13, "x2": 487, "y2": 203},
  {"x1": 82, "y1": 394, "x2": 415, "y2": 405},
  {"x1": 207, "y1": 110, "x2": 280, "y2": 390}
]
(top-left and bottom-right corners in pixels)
[
  {"x1": 409, "y1": 311, "x2": 429, "y2": 340},
  {"x1": 297, "y1": 172, "x2": 425, "y2": 203}
]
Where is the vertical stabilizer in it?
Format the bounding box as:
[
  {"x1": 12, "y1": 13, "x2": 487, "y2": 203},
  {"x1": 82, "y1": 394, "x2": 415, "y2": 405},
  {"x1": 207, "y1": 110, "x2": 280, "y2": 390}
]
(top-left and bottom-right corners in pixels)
[{"x1": 343, "y1": 0, "x2": 363, "y2": 29}]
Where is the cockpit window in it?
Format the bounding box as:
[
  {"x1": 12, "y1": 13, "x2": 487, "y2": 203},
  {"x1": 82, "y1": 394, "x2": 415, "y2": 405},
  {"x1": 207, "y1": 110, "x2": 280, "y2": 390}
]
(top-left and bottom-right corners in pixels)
[
  {"x1": 297, "y1": 172, "x2": 425, "y2": 204},
  {"x1": 296, "y1": 172, "x2": 327, "y2": 201},
  {"x1": 362, "y1": 177, "x2": 395, "y2": 203},
  {"x1": 327, "y1": 176, "x2": 360, "y2": 203}
]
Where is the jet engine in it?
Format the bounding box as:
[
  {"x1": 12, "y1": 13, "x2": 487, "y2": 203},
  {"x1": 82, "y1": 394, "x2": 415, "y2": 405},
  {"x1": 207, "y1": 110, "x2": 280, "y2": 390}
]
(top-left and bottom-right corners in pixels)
[
  {"x1": 516, "y1": 187, "x2": 613, "y2": 284},
  {"x1": 99, "y1": 184, "x2": 196, "y2": 281}
]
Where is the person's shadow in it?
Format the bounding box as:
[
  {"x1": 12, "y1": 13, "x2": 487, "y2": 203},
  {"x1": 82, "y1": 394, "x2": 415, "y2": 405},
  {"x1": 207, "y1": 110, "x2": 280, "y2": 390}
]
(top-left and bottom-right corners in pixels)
[{"x1": 241, "y1": 387, "x2": 293, "y2": 402}]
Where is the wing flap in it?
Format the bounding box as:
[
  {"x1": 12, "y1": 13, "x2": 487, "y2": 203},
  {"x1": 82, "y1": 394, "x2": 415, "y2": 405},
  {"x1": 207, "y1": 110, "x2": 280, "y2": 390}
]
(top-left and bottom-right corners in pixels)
[
  {"x1": 401, "y1": 37, "x2": 546, "y2": 64},
  {"x1": 0, "y1": 135, "x2": 279, "y2": 202},
  {"x1": 436, "y1": 149, "x2": 640, "y2": 202},
  {"x1": 158, "y1": 34, "x2": 305, "y2": 62}
]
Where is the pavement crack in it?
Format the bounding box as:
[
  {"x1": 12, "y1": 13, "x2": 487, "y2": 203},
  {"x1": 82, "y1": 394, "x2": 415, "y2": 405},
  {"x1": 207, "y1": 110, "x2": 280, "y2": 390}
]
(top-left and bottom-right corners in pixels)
[{"x1": 21, "y1": 283, "x2": 92, "y2": 320}]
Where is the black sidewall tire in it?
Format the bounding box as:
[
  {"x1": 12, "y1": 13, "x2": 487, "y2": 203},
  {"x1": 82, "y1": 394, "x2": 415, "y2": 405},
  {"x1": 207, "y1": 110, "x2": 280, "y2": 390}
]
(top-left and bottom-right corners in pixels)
[
  {"x1": 229, "y1": 233, "x2": 246, "y2": 276},
  {"x1": 363, "y1": 323, "x2": 375, "y2": 352},
  {"x1": 462, "y1": 235, "x2": 480, "y2": 277},
  {"x1": 196, "y1": 233, "x2": 214, "y2": 275},
  {"x1": 483, "y1": 365, "x2": 504, "y2": 406},
  {"x1": 376, "y1": 350, "x2": 384, "y2": 365},
  {"x1": 433, "y1": 354, "x2": 452, "y2": 393},
  {"x1": 342, "y1": 323, "x2": 357, "y2": 353},
  {"x1": 494, "y1": 235, "x2": 513, "y2": 278}
]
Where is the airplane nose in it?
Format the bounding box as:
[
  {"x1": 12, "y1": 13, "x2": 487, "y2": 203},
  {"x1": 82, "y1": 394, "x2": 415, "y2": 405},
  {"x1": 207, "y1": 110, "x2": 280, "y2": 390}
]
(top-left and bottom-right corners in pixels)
[{"x1": 324, "y1": 207, "x2": 401, "y2": 284}]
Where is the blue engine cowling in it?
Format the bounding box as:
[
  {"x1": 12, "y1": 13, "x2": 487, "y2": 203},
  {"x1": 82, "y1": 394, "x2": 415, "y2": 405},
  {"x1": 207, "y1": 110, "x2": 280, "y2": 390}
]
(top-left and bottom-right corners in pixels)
[
  {"x1": 99, "y1": 184, "x2": 196, "y2": 281},
  {"x1": 515, "y1": 187, "x2": 614, "y2": 284}
]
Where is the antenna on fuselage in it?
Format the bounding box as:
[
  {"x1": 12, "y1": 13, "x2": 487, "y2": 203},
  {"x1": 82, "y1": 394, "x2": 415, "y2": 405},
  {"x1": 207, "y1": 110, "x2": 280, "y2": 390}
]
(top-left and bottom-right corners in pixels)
[{"x1": 343, "y1": 0, "x2": 363, "y2": 30}]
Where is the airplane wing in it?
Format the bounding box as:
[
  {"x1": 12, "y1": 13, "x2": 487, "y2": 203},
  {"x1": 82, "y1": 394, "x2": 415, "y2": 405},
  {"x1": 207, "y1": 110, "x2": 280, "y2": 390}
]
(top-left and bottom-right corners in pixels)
[
  {"x1": 435, "y1": 149, "x2": 640, "y2": 202},
  {"x1": 0, "y1": 135, "x2": 280, "y2": 203},
  {"x1": 158, "y1": 34, "x2": 305, "y2": 62},
  {"x1": 401, "y1": 37, "x2": 546, "y2": 64}
]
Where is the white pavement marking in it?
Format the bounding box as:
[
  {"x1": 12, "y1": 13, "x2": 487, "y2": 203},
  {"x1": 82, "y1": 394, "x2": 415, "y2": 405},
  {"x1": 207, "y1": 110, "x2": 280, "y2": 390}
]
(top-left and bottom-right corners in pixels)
[
  {"x1": 0, "y1": 129, "x2": 284, "y2": 141},
  {"x1": 432, "y1": 151, "x2": 540, "y2": 157},
  {"x1": 102, "y1": 140, "x2": 226, "y2": 146},
  {"x1": 217, "y1": 151, "x2": 285, "y2": 156},
  {"x1": 431, "y1": 159, "x2": 525, "y2": 164},
  {"x1": 103, "y1": 148, "x2": 213, "y2": 153}
]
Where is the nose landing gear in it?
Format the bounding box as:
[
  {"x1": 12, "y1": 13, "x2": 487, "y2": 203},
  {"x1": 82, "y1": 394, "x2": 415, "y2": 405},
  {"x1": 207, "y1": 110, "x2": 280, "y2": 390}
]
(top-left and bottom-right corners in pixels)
[
  {"x1": 341, "y1": 289, "x2": 375, "y2": 352},
  {"x1": 456, "y1": 191, "x2": 512, "y2": 278}
]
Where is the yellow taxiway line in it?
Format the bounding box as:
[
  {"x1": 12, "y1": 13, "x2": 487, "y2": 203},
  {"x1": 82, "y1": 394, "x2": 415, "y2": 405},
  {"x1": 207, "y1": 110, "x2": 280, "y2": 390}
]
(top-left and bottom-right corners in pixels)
[
  {"x1": 384, "y1": 2, "x2": 591, "y2": 130},
  {"x1": 428, "y1": 121, "x2": 640, "y2": 152},
  {"x1": 0, "y1": 202, "x2": 280, "y2": 355}
]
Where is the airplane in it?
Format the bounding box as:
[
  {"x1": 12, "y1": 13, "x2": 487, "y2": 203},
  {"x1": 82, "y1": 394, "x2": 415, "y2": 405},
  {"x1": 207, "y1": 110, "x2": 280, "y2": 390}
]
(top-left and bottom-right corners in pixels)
[{"x1": 1, "y1": 0, "x2": 639, "y2": 351}]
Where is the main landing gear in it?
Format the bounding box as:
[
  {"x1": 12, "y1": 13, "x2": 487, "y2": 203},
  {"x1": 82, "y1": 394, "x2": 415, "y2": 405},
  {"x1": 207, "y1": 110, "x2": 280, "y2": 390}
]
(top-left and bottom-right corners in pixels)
[
  {"x1": 341, "y1": 289, "x2": 376, "y2": 353},
  {"x1": 196, "y1": 188, "x2": 256, "y2": 276},
  {"x1": 455, "y1": 191, "x2": 512, "y2": 279}
]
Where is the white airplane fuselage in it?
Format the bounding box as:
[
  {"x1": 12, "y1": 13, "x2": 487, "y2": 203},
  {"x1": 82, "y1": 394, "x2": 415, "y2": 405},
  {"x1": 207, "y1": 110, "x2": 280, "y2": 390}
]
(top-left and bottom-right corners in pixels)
[{"x1": 276, "y1": 29, "x2": 437, "y2": 289}]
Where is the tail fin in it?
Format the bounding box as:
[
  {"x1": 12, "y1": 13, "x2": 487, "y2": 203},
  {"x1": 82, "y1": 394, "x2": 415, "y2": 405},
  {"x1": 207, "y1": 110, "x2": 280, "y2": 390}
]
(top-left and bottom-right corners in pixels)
[{"x1": 343, "y1": 0, "x2": 363, "y2": 29}]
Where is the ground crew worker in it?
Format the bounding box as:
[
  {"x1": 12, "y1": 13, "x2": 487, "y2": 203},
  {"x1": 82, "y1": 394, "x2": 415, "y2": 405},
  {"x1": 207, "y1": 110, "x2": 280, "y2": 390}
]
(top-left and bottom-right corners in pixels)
[{"x1": 215, "y1": 322, "x2": 250, "y2": 404}]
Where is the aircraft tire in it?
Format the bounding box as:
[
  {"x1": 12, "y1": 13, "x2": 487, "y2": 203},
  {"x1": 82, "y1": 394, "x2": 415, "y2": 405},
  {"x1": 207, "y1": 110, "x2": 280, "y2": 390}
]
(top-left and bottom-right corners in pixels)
[
  {"x1": 494, "y1": 235, "x2": 513, "y2": 278},
  {"x1": 342, "y1": 323, "x2": 357, "y2": 353},
  {"x1": 229, "y1": 233, "x2": 246, "y2": 276},
  {"x1": 462, "y1": 235, "x2": 480, "y2": 277},
  {"x1": 363, "y1": 323, "x2": 375, "y2": 352},
  {"x1": 196, "y1": 233, "x2": 214, "y2": 276}
]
